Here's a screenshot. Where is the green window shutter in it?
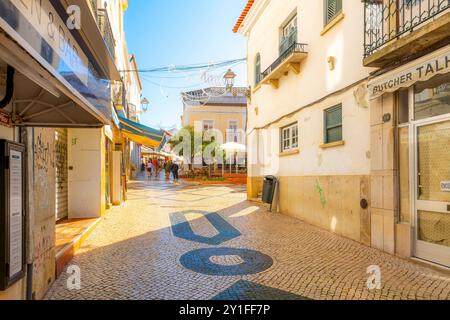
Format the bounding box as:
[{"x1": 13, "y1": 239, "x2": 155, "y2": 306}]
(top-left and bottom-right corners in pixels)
[
  {"x1": 324, "y1": 104, "x2": 343, "y2": 143},
  {"x1": 255, "y1": 54, "x2": 261, "y2": 86},
  {"x1": 325, "y1": 0, "x2": 342, "y2": 25}
]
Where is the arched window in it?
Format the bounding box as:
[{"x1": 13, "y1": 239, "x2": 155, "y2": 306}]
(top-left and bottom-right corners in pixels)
[{"x1": 254, "y1": 53, "x2": 261, "y2": 86}]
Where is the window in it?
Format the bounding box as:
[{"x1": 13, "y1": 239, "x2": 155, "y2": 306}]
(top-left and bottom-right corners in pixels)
[
  {"x1": 324, "y1": 0, "x2": 342, "y2": 26},
  {"x1": 282, "y1": 15, "x2": 297, "y2": 39},
  {"x1": 414, "y1": 73, "x2": 450, "y2": 121},
  {"x1": 324, "y1": 104, "x2": 343, "y2": 144},
  {"x1": 255, "y1": 53, "x2": 262, "y2": 86},
  {"x1": 280, "y1": 14, "x2": 298, "y2": 54},
  {"x1": 203, "y1": 120, "x2": 214, "y2": 131},
  {"x1": 227, "y1": 120, "x2": 238, "y2": 142},
  {"x1": 281, "y1": 123, "x2": 299, "y2": 152}
]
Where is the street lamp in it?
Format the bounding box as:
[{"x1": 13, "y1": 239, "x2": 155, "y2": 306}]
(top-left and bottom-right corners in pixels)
[
  {"x1": 223, "y1": 69, "x2": 236, "y2": 91},
  {"x1": 141, "y1": 97, "x2": 149, "y2": 112}
]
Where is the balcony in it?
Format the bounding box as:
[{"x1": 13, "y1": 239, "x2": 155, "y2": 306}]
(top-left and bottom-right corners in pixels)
[
  {"x1": 279, "y1": 28, "x2": 298, "y2": 55},
  {"x1": 364, "y1": 0, "x2": 450, "y2": 68},
  {"x1": 261, "y1": 43, "x2": 308, "y2": 89},
  {"x1": 97, "y1": 8, "x2": 116, "y2": 60},
  {"x1": 87, "y1": 0, "x2": 98, "y2": 18}
]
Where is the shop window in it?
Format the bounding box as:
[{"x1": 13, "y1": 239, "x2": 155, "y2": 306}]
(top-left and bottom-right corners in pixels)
[
  {"x1": 324, "y1": 104, "x2": 343, "y2": 144},
  {"x1": 324, "y1": 0, "x2": 342, "y2": 26},
  {"x1": 414, "y1": 73, "x2": 450, "y2": 120},
  {"x1": 280, "y1": 123, "x2": 299, "y2": 152}
]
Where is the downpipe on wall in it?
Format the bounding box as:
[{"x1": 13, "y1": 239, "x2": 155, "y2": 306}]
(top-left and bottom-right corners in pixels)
[
  {"x1": 0, "y1": 65, "x2": 14, "y2": 109},
  {"x1": 23, "y1": 127, "x2": 35, "y2": 300}
]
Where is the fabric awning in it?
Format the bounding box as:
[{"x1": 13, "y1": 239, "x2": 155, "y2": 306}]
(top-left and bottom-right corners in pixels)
[
  {"x1": 119, "y1": 116, "x2": 166, "y2": 149},
  {"x1": 368, "y1": 45, "x2": 450, "y2": 100}
]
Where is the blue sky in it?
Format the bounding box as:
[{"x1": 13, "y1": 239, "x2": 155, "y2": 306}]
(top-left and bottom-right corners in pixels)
[{"x1": 124, "y1": 0, "x2": 248, "y2": 130}]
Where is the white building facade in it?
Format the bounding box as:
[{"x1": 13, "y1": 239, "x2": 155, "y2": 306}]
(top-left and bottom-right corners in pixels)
[{"x1": 235, "y1": 0, "x2": 373, "y2": 245}]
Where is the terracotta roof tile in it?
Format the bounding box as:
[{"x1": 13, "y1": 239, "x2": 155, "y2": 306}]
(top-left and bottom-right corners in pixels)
[{"x1": 232, "y1": 0, "x2": 255, "y2": 33}]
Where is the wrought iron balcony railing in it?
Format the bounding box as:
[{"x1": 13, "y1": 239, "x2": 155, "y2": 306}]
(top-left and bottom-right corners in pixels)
[
  {"x1": 97, "y1": 8, "x2": 116, "y2": 60},
  {"x1": 87, "y1": 0, "x2": 98, "y2": 18},
  {"x1": 364, "y1": 0, "x2": 450, "y2": 57},
  {"x1": 262, "y1": 43, "x2": 308, "y2": 80}
]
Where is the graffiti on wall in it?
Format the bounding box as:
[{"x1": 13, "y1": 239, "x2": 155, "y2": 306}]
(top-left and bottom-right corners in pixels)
[{"x1": 34, "y1": 131, "x2": 55, "y2": 173}]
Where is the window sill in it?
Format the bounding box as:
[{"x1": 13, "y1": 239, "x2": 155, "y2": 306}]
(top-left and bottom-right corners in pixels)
[
  {"x1": 320, "y1": 140, "x2": 345, "y2": 149},
  {"x1": 252, "y1": 84, "x2": 262, "y2": 94},
  {"x1": 279, "y1": 148, "x2": 300, "y2": 157},
  {"x1": 320, "y1": 12, "x2": 345, "y2": 36}
]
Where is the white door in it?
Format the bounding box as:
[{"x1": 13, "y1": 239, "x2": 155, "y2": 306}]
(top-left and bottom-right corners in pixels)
[{"x1": 414, "y1": 119, "x2": 450, "y2": 267}]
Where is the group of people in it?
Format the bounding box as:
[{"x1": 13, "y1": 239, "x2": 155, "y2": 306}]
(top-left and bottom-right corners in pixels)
[{"x1": 141, "y1": 158, "x2": 180, "y2": 183}]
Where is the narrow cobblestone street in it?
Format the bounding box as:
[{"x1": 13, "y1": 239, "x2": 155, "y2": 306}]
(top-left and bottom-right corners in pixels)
[{"x1": 45, "y1": 179, "x2": 450, "y2": 300}]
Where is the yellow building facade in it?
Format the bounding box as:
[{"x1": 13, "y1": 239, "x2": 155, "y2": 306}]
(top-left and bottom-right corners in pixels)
[{"x1": 181, "y1": 87, "x2": 248, "y2": 146}]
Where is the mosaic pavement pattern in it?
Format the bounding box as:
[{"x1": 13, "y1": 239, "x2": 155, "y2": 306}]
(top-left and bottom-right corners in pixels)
[{"x1": 45, "y1": 179, "x2": 450, "y2": 300}]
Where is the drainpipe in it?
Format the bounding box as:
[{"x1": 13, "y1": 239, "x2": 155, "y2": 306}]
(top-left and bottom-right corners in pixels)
[
  {"x1": 0, "y1": 66, "x2": 14, "y2": 109},
  {"x1": 25, "y1": 128, "x2": 35, "y2": 300},
  {"x1": 19, "y1": 127, "x2": 35, "y2": 300}
]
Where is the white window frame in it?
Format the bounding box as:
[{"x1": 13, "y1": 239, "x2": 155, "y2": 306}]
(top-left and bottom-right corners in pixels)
[
  {"x1": 227, "y1": 120, "x2": 239, "y2": 142},
  {"x1": 281, "y1": 123, "x2": 299, "y2": 152}
]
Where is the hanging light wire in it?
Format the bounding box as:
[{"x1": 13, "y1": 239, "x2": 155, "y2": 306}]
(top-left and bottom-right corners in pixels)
[{"x1": 118, "y1": 58, "x2": 246, "y2": 74}]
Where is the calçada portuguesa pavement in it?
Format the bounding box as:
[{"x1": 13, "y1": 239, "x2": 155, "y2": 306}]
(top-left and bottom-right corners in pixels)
[{"x1": 45, "y1": 178, "x2": 450, "y2": 300}]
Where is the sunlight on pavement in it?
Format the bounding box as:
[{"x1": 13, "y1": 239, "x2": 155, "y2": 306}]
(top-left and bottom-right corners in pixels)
[{"x1": 229, "y1": 206, "x2": 260, "y2": 218}]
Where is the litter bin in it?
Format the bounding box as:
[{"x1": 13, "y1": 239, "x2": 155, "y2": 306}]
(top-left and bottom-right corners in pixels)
[{"x1": 262, "y1": 175, "x2": 277, "y2": 205}]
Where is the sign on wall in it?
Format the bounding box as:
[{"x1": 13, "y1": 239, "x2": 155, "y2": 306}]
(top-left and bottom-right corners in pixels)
[
  {"x1": 0, "y1": 110, "x2": 11, "y2": 127},
  {"x1": 0, "y1": 0, "x2": 113, "y2": 121},
  {"x1": 368, "y1": 45, "x2": 450, "y2": 100},
  {"x1": 0, "y1": 140, "x2": 26, "y2": 291},
  {"x1": 441, "y1": 181, "x2": 450, "y2": 192}
]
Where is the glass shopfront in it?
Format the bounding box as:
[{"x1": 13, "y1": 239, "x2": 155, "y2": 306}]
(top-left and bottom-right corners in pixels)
[{"x1": 413, "y1": 73, "x2": 450, "y2": 267}]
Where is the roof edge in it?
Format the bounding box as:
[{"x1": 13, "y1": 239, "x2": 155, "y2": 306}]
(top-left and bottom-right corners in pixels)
[{"x1": 232, "y1": 0, "x2": 255, "y2": 33}]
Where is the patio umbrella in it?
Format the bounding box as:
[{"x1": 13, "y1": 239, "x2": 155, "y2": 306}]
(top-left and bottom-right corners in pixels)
[{"x1": 220, "y1": 142, "x2": 246, "y2": 174}]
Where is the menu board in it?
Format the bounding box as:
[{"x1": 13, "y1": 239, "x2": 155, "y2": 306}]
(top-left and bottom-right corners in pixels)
[
  {"x1": 9, "y1": 150, "x2": 22, "y2": 278},
  {"x1": 0, "y1": 140, "x2": 25, "y2": 290}
]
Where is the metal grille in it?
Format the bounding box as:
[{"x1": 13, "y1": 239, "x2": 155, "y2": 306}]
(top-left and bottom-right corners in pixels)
[
  {"x1": 364, "y1": 0, "x2": 450, "y2": 57},
  {"x1": 55, "y1": 129, "x2": 68, "y2": 221}
]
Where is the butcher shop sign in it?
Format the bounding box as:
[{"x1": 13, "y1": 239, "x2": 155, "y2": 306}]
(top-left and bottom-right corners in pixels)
[{"x1": 368, "y1": 45, "x2": 450, "y2": 100}]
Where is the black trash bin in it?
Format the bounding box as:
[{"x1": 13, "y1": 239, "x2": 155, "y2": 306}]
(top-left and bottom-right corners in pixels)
[{"x1": 262, "y1": 175, "x2": 277, "y2": 205}]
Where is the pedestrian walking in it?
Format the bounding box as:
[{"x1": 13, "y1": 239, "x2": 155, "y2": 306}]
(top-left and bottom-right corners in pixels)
[
  {"x1": 165, "y1": 160, "x2": 172, "y2": 180},
  {"x1": 147, "y1": 161, "x2": 153, "y2": 179},
  {"x1": 171, "y1": 161, "x2": 179, "y2": 183}
]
